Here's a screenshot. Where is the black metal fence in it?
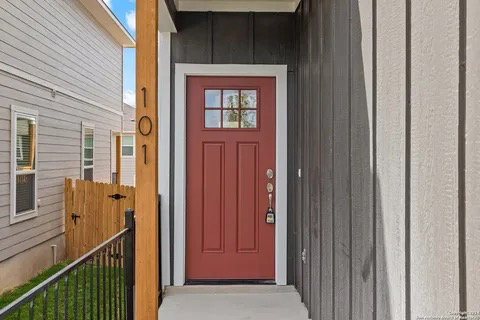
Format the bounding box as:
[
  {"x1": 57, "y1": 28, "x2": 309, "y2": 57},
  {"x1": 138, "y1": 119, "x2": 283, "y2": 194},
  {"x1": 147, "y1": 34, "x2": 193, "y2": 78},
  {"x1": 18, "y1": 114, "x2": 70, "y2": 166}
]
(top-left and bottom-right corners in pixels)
[{"x1": 0, "y1": 210, "x2": 135, "y2": 320}]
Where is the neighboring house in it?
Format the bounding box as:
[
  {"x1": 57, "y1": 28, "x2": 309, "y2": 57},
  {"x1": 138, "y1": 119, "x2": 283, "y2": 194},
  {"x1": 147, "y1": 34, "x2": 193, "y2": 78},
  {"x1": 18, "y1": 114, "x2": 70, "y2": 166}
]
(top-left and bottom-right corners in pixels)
[
  {"x1": 111, "y1": 103, "x2": 136, "y2": 186},
  {"x1": 0, "y1": 0, "x2": 134, "y2": 293}
]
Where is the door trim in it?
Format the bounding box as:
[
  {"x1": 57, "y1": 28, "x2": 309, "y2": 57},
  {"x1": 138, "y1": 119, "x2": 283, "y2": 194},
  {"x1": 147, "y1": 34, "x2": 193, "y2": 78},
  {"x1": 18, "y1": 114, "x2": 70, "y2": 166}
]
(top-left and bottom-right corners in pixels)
[{"x1": 174, "y1": 64, "x2": 288, "y2": 286}]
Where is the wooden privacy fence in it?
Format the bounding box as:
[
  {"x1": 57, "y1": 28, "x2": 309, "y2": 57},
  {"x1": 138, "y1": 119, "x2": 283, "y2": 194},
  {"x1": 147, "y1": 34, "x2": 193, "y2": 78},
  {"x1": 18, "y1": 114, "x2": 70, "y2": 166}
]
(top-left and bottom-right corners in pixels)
[{"x1": 64, "y1": 178, "x2": 135, "y2": 260}]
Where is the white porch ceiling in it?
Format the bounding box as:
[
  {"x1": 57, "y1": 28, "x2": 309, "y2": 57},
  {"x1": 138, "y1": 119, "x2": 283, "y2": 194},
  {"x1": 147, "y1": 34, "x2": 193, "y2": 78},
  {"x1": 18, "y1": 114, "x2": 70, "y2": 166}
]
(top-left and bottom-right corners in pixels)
[{"x1": 175, "y1": 0, "x2": 300, "y2": 12}]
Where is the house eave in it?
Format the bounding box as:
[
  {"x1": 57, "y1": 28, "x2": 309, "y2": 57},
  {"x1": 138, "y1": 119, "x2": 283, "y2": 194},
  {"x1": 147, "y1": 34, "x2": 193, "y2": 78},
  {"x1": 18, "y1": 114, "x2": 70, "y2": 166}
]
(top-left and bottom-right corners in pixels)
[{"x1": 78, "y1": 0, "x2": 136, "y2": 48}]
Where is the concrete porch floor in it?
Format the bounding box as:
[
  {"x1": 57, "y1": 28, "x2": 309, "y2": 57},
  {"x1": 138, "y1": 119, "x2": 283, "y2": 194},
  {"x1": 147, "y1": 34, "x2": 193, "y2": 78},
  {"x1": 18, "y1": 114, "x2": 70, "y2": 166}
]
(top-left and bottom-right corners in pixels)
[{"x1": 158, "y1": 285, "x2": 310, "y2": 320}]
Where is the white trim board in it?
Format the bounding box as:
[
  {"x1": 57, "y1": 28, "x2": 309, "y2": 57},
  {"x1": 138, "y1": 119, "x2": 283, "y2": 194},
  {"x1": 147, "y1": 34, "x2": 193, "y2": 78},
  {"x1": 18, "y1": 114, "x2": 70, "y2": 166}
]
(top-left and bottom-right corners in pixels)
[
  {"x1": 177, "y1": 0, "x2": 297, "y2": 12},
  {"x1": 158, "y1": 32, "x2": 172, "y2": 289},
  {"x1": 173, "y1": 63, "x2": 288, "y2": 286},
  {"x1": 78, "y1": 0, "x2": 135, "y2": 47}
]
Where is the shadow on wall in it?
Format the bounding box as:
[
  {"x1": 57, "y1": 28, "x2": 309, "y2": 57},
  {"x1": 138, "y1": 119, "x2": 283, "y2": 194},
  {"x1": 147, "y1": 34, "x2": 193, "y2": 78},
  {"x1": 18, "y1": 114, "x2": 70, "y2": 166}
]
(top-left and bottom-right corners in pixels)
[
  {"x1": 351, "y1": 0, "x2": 392, "y2": 317},
  {"x1": 294, "y1": 0, "x2": 396, "y2": 319},
  {"x1": 348, "y1": 0, "x2": 394, "y2": 318}
]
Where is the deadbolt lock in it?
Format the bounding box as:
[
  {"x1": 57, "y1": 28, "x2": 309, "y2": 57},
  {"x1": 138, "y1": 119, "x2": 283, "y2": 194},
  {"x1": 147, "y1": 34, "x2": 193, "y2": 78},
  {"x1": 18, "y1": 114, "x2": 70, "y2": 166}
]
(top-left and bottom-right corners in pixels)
[{"x1": 266, "y1": 169, "x2": 274, "y2": 179}]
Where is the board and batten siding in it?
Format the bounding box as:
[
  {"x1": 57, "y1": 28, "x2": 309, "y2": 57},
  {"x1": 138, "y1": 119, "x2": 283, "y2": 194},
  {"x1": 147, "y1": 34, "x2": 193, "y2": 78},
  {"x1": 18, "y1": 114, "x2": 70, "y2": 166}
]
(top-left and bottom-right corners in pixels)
[
  {"x1": 0, "y1": 0, "x2": 123, "y2": 267},
  {"x1": 170, "y1": 11, "x2": 296, "y2": 285},
  {"x1": 466, "y1": 0, "x2": 480, "y2": 311},
  {"x1": 295, "y1": 0, "x2": 474, "y2": 319}
]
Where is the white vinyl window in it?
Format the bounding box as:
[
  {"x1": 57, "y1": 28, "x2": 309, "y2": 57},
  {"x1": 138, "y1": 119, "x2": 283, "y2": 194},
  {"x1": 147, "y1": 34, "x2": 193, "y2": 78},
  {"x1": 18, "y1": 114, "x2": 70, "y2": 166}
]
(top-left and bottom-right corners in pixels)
[
  {"x1": 122, "y1": 135, "x2": 134, "y2": 157},
  {"x1": 11, "y1": 105, "x2": 38, "y2": 224},
  {"x1": 81, "y1": 123, "x2": 94, "y2": 181}
]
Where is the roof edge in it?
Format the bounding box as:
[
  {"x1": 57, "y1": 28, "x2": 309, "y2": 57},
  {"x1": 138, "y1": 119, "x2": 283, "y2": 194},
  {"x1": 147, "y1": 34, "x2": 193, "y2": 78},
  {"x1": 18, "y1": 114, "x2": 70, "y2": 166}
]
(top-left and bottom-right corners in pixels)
[{"x1": 79, "y1": 0, "x2": 136, "y2": 48}]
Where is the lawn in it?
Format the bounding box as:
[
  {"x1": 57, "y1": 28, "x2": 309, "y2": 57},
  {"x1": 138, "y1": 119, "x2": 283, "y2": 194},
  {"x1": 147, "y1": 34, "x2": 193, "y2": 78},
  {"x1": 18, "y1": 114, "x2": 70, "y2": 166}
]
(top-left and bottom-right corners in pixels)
[{"x1": 0, "y1": 260, "x2": 126, "y2": 319}]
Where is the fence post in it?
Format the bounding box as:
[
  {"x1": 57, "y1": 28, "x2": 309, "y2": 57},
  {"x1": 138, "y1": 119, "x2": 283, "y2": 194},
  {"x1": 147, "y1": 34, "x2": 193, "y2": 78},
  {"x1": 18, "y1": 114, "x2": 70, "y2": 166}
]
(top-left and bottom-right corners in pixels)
[{"x1": 124, "y1": 209, "x2": 135, "y2": 320}]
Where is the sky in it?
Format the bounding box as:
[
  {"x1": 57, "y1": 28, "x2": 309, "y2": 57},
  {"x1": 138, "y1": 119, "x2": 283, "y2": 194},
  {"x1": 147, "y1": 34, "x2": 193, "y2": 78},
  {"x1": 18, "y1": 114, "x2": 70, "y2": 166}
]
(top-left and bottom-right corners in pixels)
[{"x1": 104, "y1": 0, "x2": 136, "y2": 107}]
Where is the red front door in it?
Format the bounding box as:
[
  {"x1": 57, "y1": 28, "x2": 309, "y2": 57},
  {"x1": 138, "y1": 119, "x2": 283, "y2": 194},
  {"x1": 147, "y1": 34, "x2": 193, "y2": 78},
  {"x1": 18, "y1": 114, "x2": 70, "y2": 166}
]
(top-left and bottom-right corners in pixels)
[{"x1": 186, "y1": 76, "x2": 276, "y2": 280}]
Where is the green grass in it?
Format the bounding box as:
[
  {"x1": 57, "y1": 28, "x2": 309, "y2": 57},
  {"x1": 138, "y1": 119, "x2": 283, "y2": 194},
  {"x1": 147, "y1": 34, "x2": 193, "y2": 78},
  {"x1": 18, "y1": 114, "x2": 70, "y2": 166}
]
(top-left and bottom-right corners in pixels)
[{"x1": 0, "y1": 259, "x2": 126, "y2": 319}]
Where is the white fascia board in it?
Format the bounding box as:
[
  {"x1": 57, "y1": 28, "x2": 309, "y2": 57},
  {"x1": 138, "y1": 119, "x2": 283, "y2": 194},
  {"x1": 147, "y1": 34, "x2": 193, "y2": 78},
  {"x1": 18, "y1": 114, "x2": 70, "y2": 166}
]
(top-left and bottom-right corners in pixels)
[{"x1": 78, "y1": 0, "x2": 135, "y2": 47}]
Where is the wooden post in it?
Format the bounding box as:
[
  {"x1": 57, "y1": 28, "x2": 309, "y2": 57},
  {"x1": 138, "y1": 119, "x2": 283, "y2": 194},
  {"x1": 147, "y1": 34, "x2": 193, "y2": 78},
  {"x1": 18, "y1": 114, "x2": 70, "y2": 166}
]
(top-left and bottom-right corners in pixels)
[
  {"x1": 116, "y1": 135, "x2": 121, "y2": 185},
  {"x1": 135, "y1": 0, "x2": 159, "y2": 318}
]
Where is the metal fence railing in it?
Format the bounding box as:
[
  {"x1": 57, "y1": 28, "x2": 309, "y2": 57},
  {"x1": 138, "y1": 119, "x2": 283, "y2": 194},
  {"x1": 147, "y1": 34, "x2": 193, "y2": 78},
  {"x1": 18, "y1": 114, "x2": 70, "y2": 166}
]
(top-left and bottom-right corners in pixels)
[{"x1": 0, "y1": 210, "x2": 135, "y2": 320}]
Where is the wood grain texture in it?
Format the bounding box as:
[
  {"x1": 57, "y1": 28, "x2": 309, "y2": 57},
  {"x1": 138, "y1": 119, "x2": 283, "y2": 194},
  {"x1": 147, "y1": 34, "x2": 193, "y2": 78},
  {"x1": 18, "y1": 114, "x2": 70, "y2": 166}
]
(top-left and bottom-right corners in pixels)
[
  {"x1": 212, "y1": 13, "x2": 251, "y2": 64},
  {"x1": 63, "y1": 179, "x2": 135, "y2": 260},
  {"x1": 300, "y1": 0, "x2": 311, "y2": 310},
  {"x1": 465, "y1": 0, "x2": 480, "y2": 310},
  {"x1": 116, "y1": 136, "x2": 121, "y2": 185},
  {"x1": 307, "y1": 0, "x2": 321, "y2": 318},
  {"x1": 294, "y1": 6, "x2": 304, "y2": 294},
  {"x1": 410, "y1": 0, "x2": 459, "y2": 317},
  {"x1": 333, "y1": 0, "x2": 352, "y2": 318},
  {"x1": 319, "y1": 0, "x2": 334, "y2": 318},
  {"x1": 135, "y1": 0, "x2": 159, "y2": 317},
  {"x1": 350, "y1": 0, "x2": 375, "y2": 318},
  {"x1": 254, "y1": 13, "x2": 295, "y2": 70},
  {"x1": 376, "y1": 0, "x2": 407, "y2": 319}
]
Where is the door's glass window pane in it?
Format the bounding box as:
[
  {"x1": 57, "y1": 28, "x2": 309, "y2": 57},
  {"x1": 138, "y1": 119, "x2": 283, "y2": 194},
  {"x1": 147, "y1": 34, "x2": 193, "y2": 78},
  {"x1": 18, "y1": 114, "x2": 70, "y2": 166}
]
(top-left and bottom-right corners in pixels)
[
  {"x1": 241, "y1": 90, "x2": 257, "y2": 109},
  {"x1": 16, "y1": 174, "x2": 35, "y2": 213},
  {"x1": 223, "y1": 90, "x2": 239, "y2": 108},
  {"x1": 205, "y1": 110, "x2": 221, "y2": 128},
  {"x1": 223, "y1": 110, "x2": 239, "y2": 128},
  {"x1": 16, "y1": 117, "x2": 36, "y2": 171},
  {"x1": 240, "y1": 110, "x2": 257, "y2": 128},
  {"x1": 205, "y1": 90, "x2": 221, "y2": 108}
]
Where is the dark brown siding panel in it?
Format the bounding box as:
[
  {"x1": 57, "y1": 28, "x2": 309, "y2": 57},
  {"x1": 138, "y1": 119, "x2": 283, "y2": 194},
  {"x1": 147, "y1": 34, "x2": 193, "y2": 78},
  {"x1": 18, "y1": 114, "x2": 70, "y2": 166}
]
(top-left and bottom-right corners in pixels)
[
  {"x1": 332, "y1": 0, "x2": 352, "y2": 318},
  {"x1": 294, "y1": 5, "x2": 304, "y2": 294},
  {"x1": 350, "y1": 0, "x2": 375, "y2": 319},
  {"x1": 300, "y1": 0, "x2": 311, "y2": 311},
  {"x1": 320, "y1": 0, "x2": 335, "y2": 318},
  {"x1": 287, "y1": 71, "x2": 297, "y2": 285},
  {"x1": 254, "y1": 13, "x2": 296, "y2": 70},
  {"x1": 212, "y1": 13, "x2": 251, "y2": 64},
  {"x1": 307, "y1": 0, "x2": 321, "y2": 319},
  {"x1": 172, "y1": 13, "x2": 210, "y2": 64}
]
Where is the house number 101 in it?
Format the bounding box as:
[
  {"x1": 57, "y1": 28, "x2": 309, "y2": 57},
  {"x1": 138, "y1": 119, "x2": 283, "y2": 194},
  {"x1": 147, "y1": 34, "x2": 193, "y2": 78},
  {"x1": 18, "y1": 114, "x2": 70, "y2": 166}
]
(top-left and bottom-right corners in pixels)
[{"x1": 138, "y1": 87, "x2": 152, "y2": 165}]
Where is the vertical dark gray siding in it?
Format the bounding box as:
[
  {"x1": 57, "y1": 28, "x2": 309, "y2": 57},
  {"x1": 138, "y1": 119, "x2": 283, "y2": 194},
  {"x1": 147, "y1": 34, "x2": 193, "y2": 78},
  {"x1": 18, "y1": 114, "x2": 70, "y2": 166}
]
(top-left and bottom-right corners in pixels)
[
  {"x1": 171, "y1": 2, "x2": 475, "y2": 317},
  {"x1": 296, "y1": 0, "x2": 473, "y2": 319},
  {"x1": 170, "y1": 12, "x2": 296, "y2": 285}
]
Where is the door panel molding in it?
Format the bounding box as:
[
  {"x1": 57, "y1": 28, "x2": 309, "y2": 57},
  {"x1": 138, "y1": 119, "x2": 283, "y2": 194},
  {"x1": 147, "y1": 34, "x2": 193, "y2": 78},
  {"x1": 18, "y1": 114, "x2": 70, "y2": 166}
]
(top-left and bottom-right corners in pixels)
[{"x1": 174, "y1": 64, "x2": 288, "y2": 286}]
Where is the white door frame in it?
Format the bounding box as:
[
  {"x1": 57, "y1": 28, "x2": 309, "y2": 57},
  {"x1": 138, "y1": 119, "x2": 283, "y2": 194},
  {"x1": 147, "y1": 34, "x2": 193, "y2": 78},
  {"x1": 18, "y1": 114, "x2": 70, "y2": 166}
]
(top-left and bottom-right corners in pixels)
[{"x1": 174, "y1": 63, "x2": 288, "y2": 286}]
